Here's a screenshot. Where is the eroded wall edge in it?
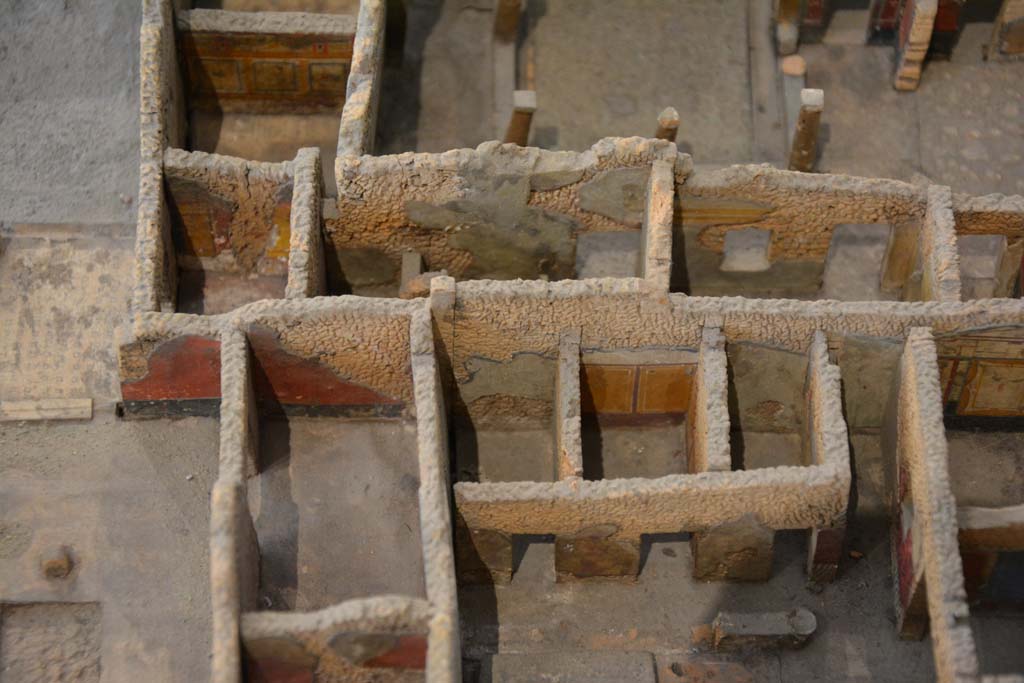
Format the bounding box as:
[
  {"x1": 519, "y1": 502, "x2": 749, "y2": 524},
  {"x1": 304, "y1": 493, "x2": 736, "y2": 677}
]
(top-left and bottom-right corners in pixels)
[{"x1": 336, "y1": 0, "x2": 385, "y2": 159}]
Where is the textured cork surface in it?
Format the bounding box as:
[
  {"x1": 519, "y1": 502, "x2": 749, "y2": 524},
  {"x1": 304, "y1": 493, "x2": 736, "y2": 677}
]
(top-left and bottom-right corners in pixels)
[
  {"x1": 329, "y1": 138, "x2": 680, "y2": 291},
  {"x1": 894, "y1": 330, "x2": 979, "y2": 682},
  {"x1": 208, "y1": 299, "x2": 460, "y2": 683},
  {"x1": 336, "y1": 0, "x2": 385, "y2": 157},
  {"x1": 682, "y1": 165, "x2": 926, "y2": 260}
]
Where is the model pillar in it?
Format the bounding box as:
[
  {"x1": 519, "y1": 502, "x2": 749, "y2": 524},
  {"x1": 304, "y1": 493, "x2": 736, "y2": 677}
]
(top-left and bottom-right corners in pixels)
[
  {"x1": 775, "y1": 0, "x2": 802, "y2": 54},
  {"x1": 788, "y1": 88, "x2": 824, "y2": 172},
  {"x1": 894, "y1": 0, "x2": 938, "y2": 91},
  {"x1": 494, "y1": 0, "x2": 523, "y2": 43},
  {"x1": 503, "y1": 90, "x2": 536, "y2": 146},
  {"x1": 807, "y1": 525, "x2": 846, "y2": 583},
  {"x1": 555, "y1": 527, "x2": 642, "y2": 582}
]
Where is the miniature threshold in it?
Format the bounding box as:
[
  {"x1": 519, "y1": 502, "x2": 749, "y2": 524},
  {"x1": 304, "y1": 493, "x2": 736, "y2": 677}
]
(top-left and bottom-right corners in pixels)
[{"x1": 5, "y1": 0, "x2": 1024, "y2": 681}]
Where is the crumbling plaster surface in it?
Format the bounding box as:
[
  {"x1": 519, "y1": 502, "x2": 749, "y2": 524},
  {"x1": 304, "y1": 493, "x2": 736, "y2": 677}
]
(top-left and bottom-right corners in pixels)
[
  {"x1": 409, "y1": 308, "x2": 461, "y2": 683},
  {"x1": 241, "y1": 597, "x2": 431, "y2": 683},
  {"x1": 118, "y1": 312, "x2": 221, "y2": 384},
  {"x1": 336, "y1": 0, "x2": 385, "y2": 157},
  {"x1": 165, "y1": 148, "x2": 293, "y2": 275},
  {"x1": 452, "y1": 326, "x2": 851, "y2": 539},
  {"x1": 682, "y1": 165, "x2": 926, "y2": 260},
  {"x1": 952, "y1": 192, "x2": 1024, "y2": 236},
  {"x1": 895, "y1": 329, "x2": 979, "y2": 682},
  {"x1": 134, "y1": 0, "x2": 186, "y2": 313},
  {"x1": 438, "y1": 280, "x2": 1024, "y2": 427},
  {"x1": 446, "y1": 280, "x2": 1024, "y2": 372},
  {"x1": 286, "y1": 147, "x2": 326, "y2": 298},
  {"x1": 330, "y1": 138, "x2": 680, "y2": 286},
  {"x1": 454, "y1": 457, "x2": 849, "y2": 538},
  {"x1": 210, "y1": 304, "x2": 459, "y2": 683},
  {"x1": 920, "y1": 185, "x2": 963, "y2": 303},
  {"x1": 242, "y1": 299, "x2": 417, "y2": 403},
  {"x1": 807, "y1": 331, "x2": 851, "y2": 480},
  {"x1": 0, "y1": 227, "x2": 135, "y2": 404},
  {"x1": 693, "y1": 327, "x2": 732, "y2": 473},
  {"x1": 119, "y1": 297, "x2": 422, "y2": 407},
  {"x1": 641, "y1": 159, "x2": 675, "y2": 291}
]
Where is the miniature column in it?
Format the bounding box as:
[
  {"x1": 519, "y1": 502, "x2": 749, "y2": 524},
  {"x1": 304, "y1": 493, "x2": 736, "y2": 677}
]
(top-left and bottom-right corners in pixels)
[
  {"x1": 552, "y1": 331, "x2": 643, "y2": 581},
  {"x1": 503, "y1": 90, "x2": 537, "y2": 146},
  {"x1": 494, "y1": 0, "x2": 523, "y2": 43},
  {"x1": 787, "y1": 88, "x2": 824, "y2": 172},
  {"x1": 893, "y1": 0, "x2": 937, "y2": 91},
  {"x1": 781, "y1": 56, "x2": 807, "y2": 149},
  {"x1": 988, "y1": 0, "x2": 1024, "y2": 60},
  {"x1": 654, "y1": 107, "x2": 680, "y2": 142},
  {"x1": 399, "y1": 250, "x2": 428, "y2": 299},
  {"x1": 688, "y1": 326, "x2": 776, "y2": 582},
  {"x1": 775, "y1": 0, "x2": 802, "y2": 55}
]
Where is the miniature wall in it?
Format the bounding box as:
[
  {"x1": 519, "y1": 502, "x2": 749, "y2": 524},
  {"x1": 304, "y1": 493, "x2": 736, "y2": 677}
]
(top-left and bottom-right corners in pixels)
[
  {"x1": 885, "y1": 329, "x2": 980, "y2": 681},
  {"x1": 119, "y1": 314, "x2": 223, "y2": 417},
  {"x1": 336, "y1": 0, "x2": 386, "y2": 157},
  {"x1": 439, "y1": 279, "x2": 1024, "y2": 432},
  {"x1": 676, "y1": 165, "x2": 927, "y2": 298},
  {"x1": 448, "y1": 283, "x2": 852, "y2": 532},
  {"x1": 118, "y1": 296, "x2": 416, "y2": 418},
  {"x1": 453, "y1": 320, "x2": 850, "y2": 585},
  {"x1": 212, "y1": 305, "x2": 460, "y2": 683},
  {"x1": 166, "y1": 149, "x2": 294, "y2": 276},
  {"x1": 242, "y1": 298, "x2": 418, "y2": 415},
  {"x1": 444, "y1": 279, "x2": 700, "y2": 428},
  {"x1": 952, "y1": 192, "x2": 1024, "y2": 299},
  {"x1": 241, "y1": 599, "x2": 432, "y2": 682},
  {"x1": 327, "y1": 138, "x2": 679, "y2": 295},
  {"x1": 453, "y1": 409, "x2": 850, "y2": 541},
  {"x1": 134, "y1": 0, "x2": 189, "y2": 313},
  {"x1": 157, "y1": 147, "x2": 324, "y2": 316}
]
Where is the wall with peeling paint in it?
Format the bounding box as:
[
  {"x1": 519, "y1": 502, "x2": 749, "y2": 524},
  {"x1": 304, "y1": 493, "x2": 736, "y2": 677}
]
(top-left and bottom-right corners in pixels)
[{"x1": 328, "y1": 138, "x2": 680, "y2": 295}]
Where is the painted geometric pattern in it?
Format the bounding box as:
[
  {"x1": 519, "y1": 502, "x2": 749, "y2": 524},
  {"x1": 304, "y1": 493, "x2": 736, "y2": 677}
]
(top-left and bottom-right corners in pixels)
[
  {"x1": 937, "y1": 327, "x2": 1024, "y2": 416},
  {"x1": 181, "y1": 31, "x2": 352, "y2": 111}
]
